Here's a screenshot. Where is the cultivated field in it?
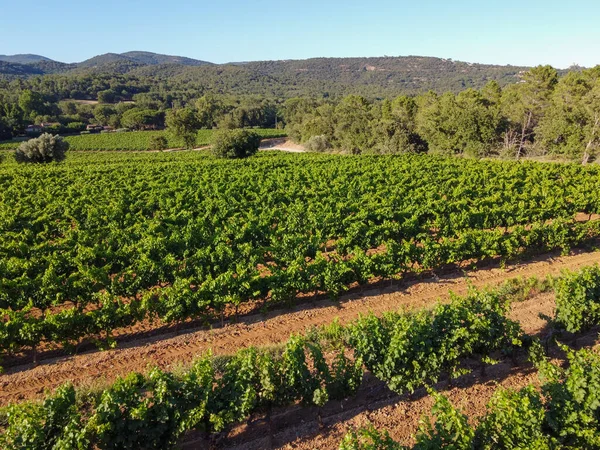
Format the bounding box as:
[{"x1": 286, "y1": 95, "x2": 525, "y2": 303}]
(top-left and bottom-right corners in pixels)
[
  {"x1": 0, "y1": 128, "x2": 287, "y2": 151},
  {"x1": 1, "y1": 151, "x2": 600, "y2": 448}
]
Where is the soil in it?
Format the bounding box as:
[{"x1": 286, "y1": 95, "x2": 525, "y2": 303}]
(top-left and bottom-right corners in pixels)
[
  {"x1": 1, "y1": 247, "x2": 599, "y2": 409},
  {"x1": 179, "y1": 293, "x2": 598, "y2": 450},
  {"x1": 259, "y1": 138, "x2": 305, "y2": 152}
]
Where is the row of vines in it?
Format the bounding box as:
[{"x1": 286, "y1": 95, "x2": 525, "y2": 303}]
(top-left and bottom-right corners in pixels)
[
  {"x1": 342, "y1": 264, "x2": 600, "y2": 449},
  {"x1": 0, "y1": 287, "x2": 524, "y2": 449},
  {"x1": 2, "y1": 152, "x2": 600, "y2": 362},
  {"x1": 341, "y1": 345, "x2": 600, "y2": 450},
  {"x1": 4, "y1": 261, "x2": 600, "y2": 449}
]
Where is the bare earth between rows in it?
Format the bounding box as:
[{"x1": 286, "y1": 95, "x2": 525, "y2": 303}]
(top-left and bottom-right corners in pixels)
[
  {"x1": 1, "y1": 248, "x2": 599, "y2": 408},
  {"x1": 186, "y1": 288, "x2": 596, "y2": 449}
]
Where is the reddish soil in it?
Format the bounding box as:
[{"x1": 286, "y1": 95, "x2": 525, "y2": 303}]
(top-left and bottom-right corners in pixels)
[
  {"x1": 180, "y1": 294, "x2": 597, "y2": 450},
  {"x1": 1, "y1": 248, "x2": 599, "y2": 410}
]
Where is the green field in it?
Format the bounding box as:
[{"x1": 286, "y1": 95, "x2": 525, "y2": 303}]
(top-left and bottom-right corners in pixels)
[
  {"x1": 2, "y1": 150, "x2": 600, "y2": 359},
  {"x1": 0, "y1": 128, "x2": 287, "y2": 151}
]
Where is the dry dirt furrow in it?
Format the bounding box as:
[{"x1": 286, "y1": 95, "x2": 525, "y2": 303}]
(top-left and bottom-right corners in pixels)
[
  {"x1": 1, "y1": 248, "x2": 599, "y2": 407},
  {"x1": 183, "y1": 294, "x2": 598, "y2": 450}
]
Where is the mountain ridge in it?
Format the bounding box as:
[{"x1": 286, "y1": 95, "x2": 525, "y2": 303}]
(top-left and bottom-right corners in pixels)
[
  {"x1": 0, "y1": 51, "x2": 545, "y2": 96},
  {"x1": 0, "y1": 54, "x2": 55, "y2": 64}
]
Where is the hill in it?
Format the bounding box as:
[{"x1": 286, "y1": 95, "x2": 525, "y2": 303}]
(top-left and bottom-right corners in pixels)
[
  {"x1": 0, "y1": 54, "x2": 54, "y2": 64},
  {"x1": 0, "y1": 51, "x2": 535, "y2": 96},
  {"x1": 77, "y1": 51, "x2": 212, "y2": 69},
  {"x1": 121, "y1": 51, "x2": 213, "y2": 66},
  {"x1": 0, "y1": 61, "x2": 45, "y2": 76}
]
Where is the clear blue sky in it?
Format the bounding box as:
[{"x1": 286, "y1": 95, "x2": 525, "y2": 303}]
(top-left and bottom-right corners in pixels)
[{"x1": 1, "y1": 0, "x2": 599, "y2": 68}]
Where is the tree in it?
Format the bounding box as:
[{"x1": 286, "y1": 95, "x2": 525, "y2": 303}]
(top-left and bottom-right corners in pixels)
[
  {"x1": 97, "y1": 90, "x2": 116, "y2": 104},
  {"x1": 120, "y1": 108, "x2": 163, "y2": 130},
  {"x1": 195, "y1": 95, "x2": 224, "y2": 128},
  {"x1": 211, "y1": 129, "x2": 260, "y2": 159},
  {"x1": 166, "y1": 108, "x2": 199, "y2": 149},
  {"x1": 500, "y1": 65, "x2": 558, "y2": 158},
  {"x1": 416, "y1": 90, "x2": 503, "y2": 157},
  {"x1": 15, "y1": 133, "x2": 69, "y2": 163},
  {"x1": 93, "y1": 105, "x2": 117, "y2": 126},
  {"x1": 537, "y1": 68, "x2": 600, "y2": 163},
  {"x1": 369, "y1": 95, "x2": 427, "y2": 154},
  {"x1": 18, "y1": 90, "x2": 46, "y2": 122},
  {"x1": 333, "y1": 95, "x2": 373, "y2": 154},
  {"x1": 148, "y1": 135, "x2": 168, "y2": 151},
  {"x1": 0, "y1": 116, "x2": 12, "y2": 141}
]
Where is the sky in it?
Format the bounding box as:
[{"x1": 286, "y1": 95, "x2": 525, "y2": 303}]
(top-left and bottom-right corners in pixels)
[{"x1": 1, "y1": 0, "x2": 599, "y2": 68}]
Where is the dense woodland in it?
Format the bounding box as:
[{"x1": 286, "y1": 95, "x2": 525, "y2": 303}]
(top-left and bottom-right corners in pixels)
[
  {"x1": 0, "y1": 53, "x2": 530, "y2": 97},
  {"x1": 287, "y1": 66, "x2": 600, "y2": 163},
  {"x1": 0, "y1": 54, "x2": 598, "y2": 162}
]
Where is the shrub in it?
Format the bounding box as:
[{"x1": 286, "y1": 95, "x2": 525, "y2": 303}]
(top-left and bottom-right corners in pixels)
[
  {"x1": 305, "y1": 135, "x2": 331, "y2": 153},
  {"x1": 15, "y1": 133, "x2": 69, "y2": 163},
  {"x1": 554, "y1": 265, "x2": 600, "y2": 332},
  {"x1": 148, "y1": 135, "x2": 168, "y2": 151},
  {"x1": 65, "y1": 122, "x2": 86, "y2": 133},
  {"x1": 211, "y1": 129, "x2": 260, "y2": 159}
]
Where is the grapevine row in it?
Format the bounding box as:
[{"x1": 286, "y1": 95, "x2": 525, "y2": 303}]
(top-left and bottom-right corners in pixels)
[
  {"x1": 2, "y1": 152, "x2": 600, "y2": 360},
  {"x1": 340, "y1": 345, "x2": 600, "y2": 450},
  {"x1": 0, "y1": 288, "x2": 523, "y2": 449},
  {"x1": 554, "y1": 264, "x2": 600, "y2": 333}
]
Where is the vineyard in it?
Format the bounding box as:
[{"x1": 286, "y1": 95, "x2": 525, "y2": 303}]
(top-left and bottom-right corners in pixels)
[
  {"x1": 0, "y1": 128, "x2": 286, "y2": 151},
  {"x1": 340, "y1": 345, "x2": 600, "y2": 450},
  {"x1": 0, "y1": 285, "x2": 528, "y2": 448},
  {"x1": 1, "y1": 152, "x2": 600, "y2": 363},
  {"x1": 2, "y1": 262, "x2": 600, "y2": 448},
  {"x1": 2, "y1": 151, "x2": 600, "y2": 448}
]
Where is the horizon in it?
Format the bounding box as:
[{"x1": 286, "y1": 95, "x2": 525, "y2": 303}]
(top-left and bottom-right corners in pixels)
[
  {"x1": 0, "y1": 50, "x2": 559, "y2": 68},
  {"x1": 1, "y1": 0, "x2": 599, "y2": 69}
]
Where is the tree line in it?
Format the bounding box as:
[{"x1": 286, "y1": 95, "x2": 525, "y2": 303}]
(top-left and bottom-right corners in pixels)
[
  {"x1": 2, "y1": 64, "x2": 599, "y2": 162},
  {"x1": 285, "y1": 65, "x2": 600, "y2": 163},
  {"x1": 0, "y1": 88, "x2": 281, "y2": 141}
]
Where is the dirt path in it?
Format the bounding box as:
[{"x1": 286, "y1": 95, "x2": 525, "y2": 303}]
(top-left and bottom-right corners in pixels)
[
  {"x1": 1, "y1": 248, "x2": 599, "y2": 407},
  {"x1": 259, "y1": 138, "x2": 305, "y2": 153}
]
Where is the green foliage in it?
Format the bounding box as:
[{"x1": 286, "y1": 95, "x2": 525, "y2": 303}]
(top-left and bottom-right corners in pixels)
[
  {"x1": 148, "y1": 134, "x2": 168, "y2": 151},
  {"x1": 554, "y1": 264, "x2": 600, "y2": 332},
  {"x1": 475, "y1": 386, "x2": 551, "y2": 449},
  {"x1": 0, "y1": 62, "x2": 598, "y2": 161},
  {"x1": 120, "y1": 108, "x2": 163, "y2": 130},
  {"x1": 341, "y1": 346, "x2": 600, "y2": 450},
  {"x1": 165, "y1": 107, "x2": 200, "y2": 149},
  {"x1": 0, "y1": 384, "x2": 82, "y2": 450},
  {"x1": 305, "y1": 134, "x2": 332, "y2": 152},
  {"x1": 0, "y1": 128, "x2": 285, "y2": 150},
  {"x1": 340, "y1": 426, "x2": 405, "y2": 450},
  {"x1": 210, "y1": 128, "x2": 261, "y2": 159},
  {"x1": 14, "y1": 133, "x2": 68, "y2": 163},
  {"x1": 0, "y1": 281, "x2": 530, "y2": 449},
  {"x1": 414, "y1": 389, "x2": 475, "y2": 449},
  {"x1": 347, "y1": 291, "x2": 523, "y2": 395},
  {"x1": 0, "y1": 151, "x2": 599, "y2": 361},
  {"x1": 543, "y1": 345, "x2": 600, "y2": 448}
]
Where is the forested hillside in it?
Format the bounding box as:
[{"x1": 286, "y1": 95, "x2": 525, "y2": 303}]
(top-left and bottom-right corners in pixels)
[{"x1": 0, "y1": 53, "x2": 529, "y2": 97}]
